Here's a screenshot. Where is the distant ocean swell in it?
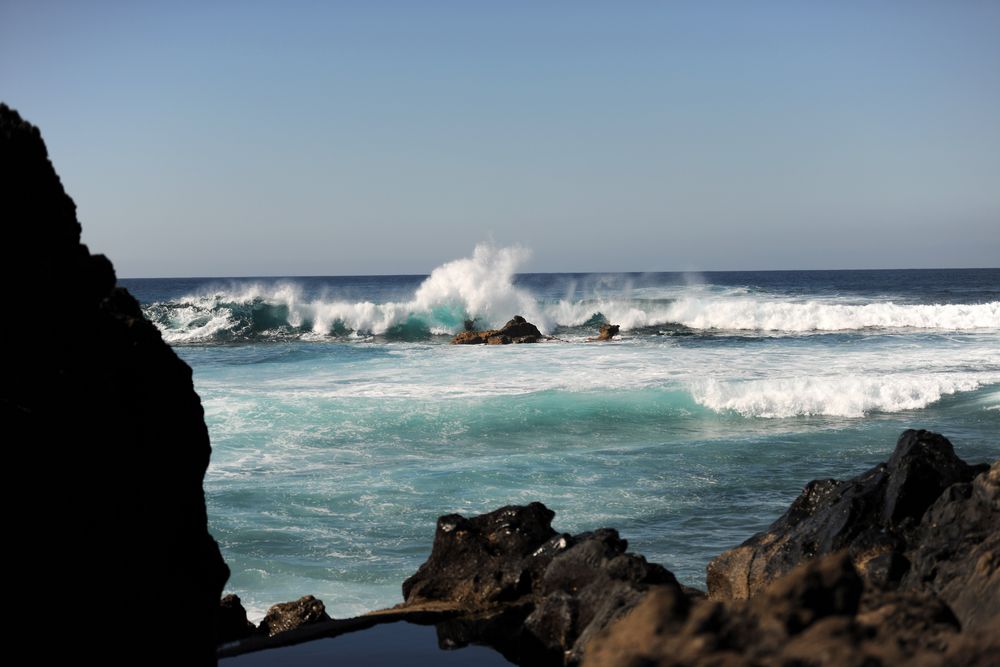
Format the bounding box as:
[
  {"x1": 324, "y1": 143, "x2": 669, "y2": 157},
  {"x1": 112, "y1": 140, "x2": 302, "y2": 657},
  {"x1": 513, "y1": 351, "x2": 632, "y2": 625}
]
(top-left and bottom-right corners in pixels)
[{"x1": 143, "y1": 246, "x2": 1000, "y2": 344}]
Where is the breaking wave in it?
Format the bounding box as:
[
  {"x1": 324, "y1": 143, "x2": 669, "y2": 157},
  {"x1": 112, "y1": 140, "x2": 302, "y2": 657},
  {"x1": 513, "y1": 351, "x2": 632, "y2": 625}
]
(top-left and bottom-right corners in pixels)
[
  {"x1": 142, "y1": 245, "x2": 1000, "y2": 344},
  {"x1": 690, "y1": 375, "x2": 994, "y2": 418}
]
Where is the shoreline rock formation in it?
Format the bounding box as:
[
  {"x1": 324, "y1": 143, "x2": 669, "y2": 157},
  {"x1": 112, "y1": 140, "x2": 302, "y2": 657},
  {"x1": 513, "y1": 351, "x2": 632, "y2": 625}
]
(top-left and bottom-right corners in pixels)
[
  {"x1": 2, "y1": 103, "x2": 229, "y2": 664},
  {"x1": 224, "y1": 430, "x2": 997, "y2": 666}
]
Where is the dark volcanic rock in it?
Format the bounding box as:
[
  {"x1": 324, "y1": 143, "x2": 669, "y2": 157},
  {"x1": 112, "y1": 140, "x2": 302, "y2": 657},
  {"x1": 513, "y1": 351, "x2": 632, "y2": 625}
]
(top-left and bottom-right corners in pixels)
[
  {"x1": 403, "y1": 502, "x2": 561, "y2": 606},
  {"x1": 257, "y1": 595, "x2": 332, "y2": 637},
  {"x1": 707, "y1": 429, "x2": 987, "y2": 600},
  {"x1": 218, "y1": 594, "x2": 257, "y2": 643},
  {"x1": 451, "y1": 315, "x2": 544, "y2": 344},
  {"x1": 1, "y1": 103, "x2": 228, "y2": 663},
  {"x1": 402, "y1": 503, "x2": 686, "y2": 664},
  {"x1": 902, "y1": 460, "x2": 999, "y2": 631},
  {"x1": 525, "y1": 529, "x2": 680, "y2": 662}
]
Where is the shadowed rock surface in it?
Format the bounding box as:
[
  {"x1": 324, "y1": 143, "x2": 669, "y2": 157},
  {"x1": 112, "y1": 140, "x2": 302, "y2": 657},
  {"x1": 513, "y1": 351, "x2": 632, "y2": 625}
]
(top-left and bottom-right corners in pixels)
[
  {"x1": 218, "y1": 594, "x2": 257, "y2": 644},
  {"x1": 1, "y1": 103, "x2": 229, "y2": 664},
  {"x1": 584, "y1": 552, "x2": 1000, "y2": 667},
  {"x1": 451, "y1": 315, "x2": 545, "y2": 344},
  {"x1": 707, "y1": 429, "x2": 989, "y2": 602},
  {"x1": 582, "y1": 430, "x2": 997, "y2": 667},
  {"x1": 401, "y1": 502, "x2": 683, "y2": 664}
]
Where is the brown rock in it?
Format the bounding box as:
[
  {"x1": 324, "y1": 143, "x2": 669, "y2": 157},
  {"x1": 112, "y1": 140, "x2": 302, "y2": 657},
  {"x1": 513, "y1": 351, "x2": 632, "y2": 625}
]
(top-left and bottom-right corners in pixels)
[{"x1": 450, "y1": 315, "x2": 544, "y2": 344}]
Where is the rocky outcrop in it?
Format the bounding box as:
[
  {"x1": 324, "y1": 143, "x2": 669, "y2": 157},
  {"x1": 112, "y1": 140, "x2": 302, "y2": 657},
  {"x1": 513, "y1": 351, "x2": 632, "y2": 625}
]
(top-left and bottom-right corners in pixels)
[
  {"x1": 901, "y1": 459, "x2": 999, "y2": 631},
  {"x1": 581, "y1": 430, "x2": 997, "y2": 667},
  {"x1": 451, "y1": 315, "x2": 545, "y2": 344},
  {"x1": 257, "y1": 595, "x2": 332, "y2": 637},
  {"x1": 401, "y1": 502, "x2": 682, "y2": 663},
  {"x1": 2, "y1": 103, "x2": 229, "y2": 663},
  {"x1": 706, "y1": 429, "x2": 988, "y2": 601},
  {"x1": 589, "y1": 324, "x2": 620, "y2": 341},
  {"x1": 583, "y1": 552, "x2": 1000, "y2": 667}
]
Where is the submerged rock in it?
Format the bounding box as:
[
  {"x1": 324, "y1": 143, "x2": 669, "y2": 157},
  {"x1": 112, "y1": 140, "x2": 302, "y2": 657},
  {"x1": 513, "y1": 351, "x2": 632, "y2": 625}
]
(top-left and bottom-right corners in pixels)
[
  {"x1": 451, "y1": 315, "x2": 545, "y2": 344},
  {"x1": 257, "y1": 595, "x2": 332, "y2": 637},
  {"x1": 1, "y1": 104, "x2": 228, "y2": 663}
]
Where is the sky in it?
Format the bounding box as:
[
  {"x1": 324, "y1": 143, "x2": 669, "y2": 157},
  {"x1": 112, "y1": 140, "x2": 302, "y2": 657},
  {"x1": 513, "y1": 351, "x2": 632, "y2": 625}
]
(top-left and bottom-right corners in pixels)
[{"x1": 2, "y1": 1, "x2": 999, "y2": 277}]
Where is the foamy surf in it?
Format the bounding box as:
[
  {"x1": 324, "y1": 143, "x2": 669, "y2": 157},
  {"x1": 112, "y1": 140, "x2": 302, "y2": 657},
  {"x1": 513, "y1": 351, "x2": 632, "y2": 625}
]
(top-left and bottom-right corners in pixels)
[
  {"x1": 141, "y1": 246, "x2": 1000, "y2": 343},
  {"x1": 690, "y1": 374, "x2": 992, "y2": 418}
]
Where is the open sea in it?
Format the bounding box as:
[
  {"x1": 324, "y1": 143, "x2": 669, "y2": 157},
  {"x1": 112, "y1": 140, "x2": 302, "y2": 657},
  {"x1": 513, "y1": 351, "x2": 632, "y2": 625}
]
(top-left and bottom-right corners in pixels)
[{"x1": 121, "y1": 247, "x2": 1000, "y2": 621}]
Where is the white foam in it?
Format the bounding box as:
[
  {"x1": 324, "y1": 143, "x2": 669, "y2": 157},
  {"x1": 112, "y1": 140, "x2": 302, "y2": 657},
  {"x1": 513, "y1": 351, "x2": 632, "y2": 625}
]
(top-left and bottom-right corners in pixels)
[
  {"x1": 658, "y1": 298, "x2": 1000, "y2": 332},
  {"x1": 691, "y1": 375, "x2": 989, "y2": 418},
  {"x1": 145, "y1": 244, "x2": 1000, "y2": 343}
]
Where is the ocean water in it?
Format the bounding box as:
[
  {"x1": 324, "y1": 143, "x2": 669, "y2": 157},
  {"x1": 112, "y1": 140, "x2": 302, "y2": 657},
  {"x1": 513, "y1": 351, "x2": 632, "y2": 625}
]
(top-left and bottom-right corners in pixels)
[{"x1": 122, "y1": 246, "x2": 1000, "y2": 622}]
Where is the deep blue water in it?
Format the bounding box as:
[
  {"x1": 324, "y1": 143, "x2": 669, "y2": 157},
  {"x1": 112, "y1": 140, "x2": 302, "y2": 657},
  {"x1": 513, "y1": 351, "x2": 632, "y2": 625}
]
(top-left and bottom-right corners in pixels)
[{"x1": 122, "y1": 255, "x2": 1000, "y2": 620}]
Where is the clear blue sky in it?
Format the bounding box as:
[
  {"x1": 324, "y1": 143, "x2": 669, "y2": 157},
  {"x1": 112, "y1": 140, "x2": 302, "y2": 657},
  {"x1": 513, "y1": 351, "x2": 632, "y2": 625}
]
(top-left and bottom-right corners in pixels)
[{"x1": 2, "y1": 1, "x2": 999, "y2": 277}]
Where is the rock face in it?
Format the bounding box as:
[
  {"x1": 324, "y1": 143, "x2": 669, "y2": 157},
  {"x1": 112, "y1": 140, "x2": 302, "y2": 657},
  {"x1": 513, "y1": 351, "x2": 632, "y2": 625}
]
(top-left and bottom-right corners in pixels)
[
  {"x1": 901, "y1": 459, "x2": 999, "y2": 631},
  {"x1": 401, "y1": 502, "x2": 682, "y2": 663},
  {"x1": 257, "y1": 595, "x2": 332, "y2": 637},
  {"x1": 581, "y1": 430, "x2": 998, "y2": 667},
  {"x1": 451, "y1": 315, "x2": 545, "y2": 344},
  {"x1": 583, "y1": 552, "x2": 1000, "y2": 667},
  {"x1": 218, "y1": 594, "x2": 257, "y2": 644},
  {"x1": 706, "y1": 429, "x2": 988, "y2": 602},
  {"x1": 1, "y1": 104, "x2": 229, "y2": 663}
]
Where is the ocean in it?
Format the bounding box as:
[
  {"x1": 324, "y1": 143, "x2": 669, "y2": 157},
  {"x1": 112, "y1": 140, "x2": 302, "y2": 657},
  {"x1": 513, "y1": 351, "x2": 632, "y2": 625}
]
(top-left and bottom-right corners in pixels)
[{"x1": 121, "y1": 246, "x2": 1000, "y2": 622}]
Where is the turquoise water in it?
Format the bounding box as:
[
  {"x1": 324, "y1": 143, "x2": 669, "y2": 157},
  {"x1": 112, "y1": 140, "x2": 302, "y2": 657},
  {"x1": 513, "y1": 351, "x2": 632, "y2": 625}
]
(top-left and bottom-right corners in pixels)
[{"x1": 124, "y1": 250, "x2": 1000, "y2": 620}]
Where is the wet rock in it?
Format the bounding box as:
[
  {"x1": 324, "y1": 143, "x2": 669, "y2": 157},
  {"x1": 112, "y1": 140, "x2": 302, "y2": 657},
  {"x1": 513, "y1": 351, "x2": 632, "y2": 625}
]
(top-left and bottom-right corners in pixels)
[
  {"x1": 589, "y1": 324, "x2": 620, "y2": 341},
  {"x1": 218, "y1": 594, "x2": 257, "y2": 643},
  {"x1": 451, "y1": 315, "x2": 544, "y2": 344},
  {"x1": 707, "y1": 430, "x2": 987, "y2": 600},
  {"x1": 1, "y1": 104, "x2": 228, "y2": 663},
  {"x1": 257, "y1": 595, "x2": 332, "y2": 637}
]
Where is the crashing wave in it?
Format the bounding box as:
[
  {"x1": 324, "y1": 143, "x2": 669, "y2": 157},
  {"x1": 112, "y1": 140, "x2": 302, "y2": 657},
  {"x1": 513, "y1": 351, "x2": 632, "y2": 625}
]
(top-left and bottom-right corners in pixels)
[
  {"x1": 690, "y1": 375, "x2": 993, "y2": 418},
  {"x1": 142, "y1": 245, "x2": 1000, "y2": 344}
]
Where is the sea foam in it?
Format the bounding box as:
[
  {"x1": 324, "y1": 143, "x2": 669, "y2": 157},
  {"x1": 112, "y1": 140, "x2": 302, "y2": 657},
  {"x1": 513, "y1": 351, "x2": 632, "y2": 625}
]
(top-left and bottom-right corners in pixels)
[
  {"x1": 143, "y1": 245, "x2": 1000, "y2": 343},
  {"x1": 690, "y1": 375, "x2": 990, "y2": 418}
]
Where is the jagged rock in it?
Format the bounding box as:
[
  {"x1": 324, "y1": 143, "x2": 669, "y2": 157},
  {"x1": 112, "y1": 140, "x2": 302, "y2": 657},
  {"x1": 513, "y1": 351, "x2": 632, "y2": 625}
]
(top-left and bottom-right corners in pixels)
[
  {"x1": 403, "y1": 503, "x2": 561, "y2": 607},
  {"x1": 902, "y1": 460, "x2": 999, "y2": 631},
  {"x1": 706, "y1": 430, "x2": 987, "y2": 600},
  {"x1": 525, "y1": 529, "x2": 680, "y2": 662},
  {"x1": 257, "y1": 595, "x2": 332, "y2": 637},
  {"x1": 402, "y1": 503, "x2": 685, "y2": 664},
  {"x1": 1, "y1": 104, "x2": 228, "y2": 663},
  {"x1": 590, "y1": 324, "x2": 620, "y2": 341},
  {"x1": 451, "y1": 315, "x2": 544, "y2": 344},
  {"x1": 218, "y1": 594, "x2": 257, "y2": 643},
  {"x1": 582, "y1": 552, "x2": 982, "y2": 667}
]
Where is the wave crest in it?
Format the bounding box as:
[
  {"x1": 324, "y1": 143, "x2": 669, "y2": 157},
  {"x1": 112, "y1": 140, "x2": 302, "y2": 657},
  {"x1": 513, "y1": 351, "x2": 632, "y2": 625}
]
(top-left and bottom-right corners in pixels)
[
  {"x1": 691, "y1": 375, "x2": 989, "y2": 418},
  {"x1": 142, "y1": 245, "x2": 1000, "y2": 344}
]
